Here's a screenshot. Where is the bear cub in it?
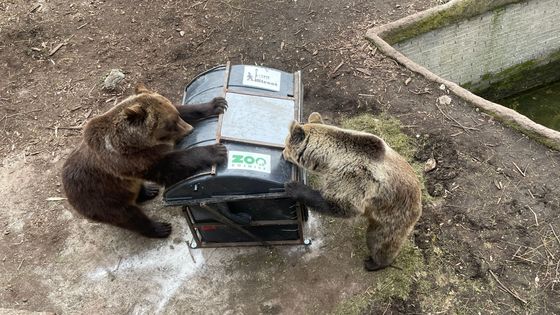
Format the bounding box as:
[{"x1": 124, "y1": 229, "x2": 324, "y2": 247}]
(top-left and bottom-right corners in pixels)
[
  {"x1": 62, "y1": 84, "x2": 227, "y2": 238},
  {"x1": 283, "y1": 112, "x2": 422, "y2": 271}
]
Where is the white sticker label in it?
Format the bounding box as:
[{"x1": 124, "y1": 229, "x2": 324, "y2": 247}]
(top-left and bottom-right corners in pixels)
[
  {"x1": 228, "y1": 150, "x2": 271, "y2": 173},
  {"x1": 242, "y1": 66, "x2": 281, "y2": 91}
]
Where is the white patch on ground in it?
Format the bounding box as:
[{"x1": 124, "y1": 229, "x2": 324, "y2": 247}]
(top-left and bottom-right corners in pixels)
[
  {"x1": 39, "y1": 198, "x2": 327, "y2": 314},
  {"x1": 82, "y1": 220, "x2": 207, "y2": 315},
  {"x1": 0, "y1": 154, "x2": 36, "y2": 233},
  {"x1": 283, "y1": 212, "x2": 325, "y2": 262}
]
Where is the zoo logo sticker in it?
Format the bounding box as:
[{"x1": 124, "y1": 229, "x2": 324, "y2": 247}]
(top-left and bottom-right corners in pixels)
[
  {"x1": 242, "y1": 66, "x2": 281, "y2": 92},
  {"x1": 228, "y1": 151, "x2": 271, "y2": 173}
]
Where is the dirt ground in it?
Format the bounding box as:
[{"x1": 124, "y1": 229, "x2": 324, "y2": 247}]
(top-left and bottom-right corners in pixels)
[{"x1": 1, "y1": 0, "x2": 559, "y2": 314}]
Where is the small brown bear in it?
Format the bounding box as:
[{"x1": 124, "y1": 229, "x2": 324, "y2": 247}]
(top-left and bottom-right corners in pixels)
[
  {"x1": 62, "y1": 84, "x2": 227, "y2": 238},
  {"x1": 283, "y1": 112, "x2": 422, "y2": 271}
]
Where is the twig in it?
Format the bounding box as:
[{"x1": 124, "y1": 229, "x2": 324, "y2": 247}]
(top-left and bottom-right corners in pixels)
[
  {"x1": 409, "y1": 89, "x2": 432, "y2": 95},
  {"x1": 49, "y1": 43, "x2": 66, "y2": 56},
  {"x1": 489, "y1": 270, "x2": 528, "y2": 305},
  {"x1": 49, "y1": 35, "x2": 74, "y2": 56},
  {"x1": 186, "y1": 241, "x2": 197, "y2": 264},
  {"x1": 550, "y1": 224, "x2": 560, "y2": 247},
  {"x1": 358, "y1": 93, "x2": 376, "y2": 97},
  {"x1": 452, "y1": 124, "x2": 479, "y2": 131},
  {"x1": 46, "y1": 126, "x2": 83, "y2": 130},
  {"x1": 527, "y1": 206, "x2": 538, "y2": 226},
  {"x1": 513, "y1": 253, "x2": 537, "y2": 264},
  {"x1": 29, "y1": 4, "x2": 42, "y2": 13},
  {"x1": 382, "y1": 301, "x2": 391, "y2": 315},
  {"x1": 218, "y1": 1, "x2": 262, "y2": 12},
  {"x1": 329, "y1": 61, "x2": 344, "y2": 78},
  {"x1": 17, "y1": 258, "x2": 25, "y2": 271},
  {"x1": 512, "y1": 161, "x2": 526, "y2": 177},
  {"x1": 542, "y1": 238, "x2": 555, "y2": 260},
  {"x1": 0, "y1": 109, "x2": 42, "y2": 122},
  {"x1": 76, "y1": 22, "x2": 89, "y2": 30},
  {"x1": 113, "y1": 257, "x2": 123, "y2": 272},
  {"x1": 435, "y1": 102, "x2": 474, "y2": 133}
]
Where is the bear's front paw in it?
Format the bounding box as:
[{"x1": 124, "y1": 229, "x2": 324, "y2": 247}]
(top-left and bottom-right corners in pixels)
[
  {"x1": 284, "y1": 181, "x2": 305, "y2": 199},
  {"x1": 136, "y1": 182, "x2": 160, "y2": 203},
  {"x1": 210, "y1": 97, "x2": 228, "y2": 115},
  {"x1": 142, "y1": 221, "x2": 172, "y2": 238},
  {"x1": 208, "y1": 143, "x2": 228, "y2": 165}
]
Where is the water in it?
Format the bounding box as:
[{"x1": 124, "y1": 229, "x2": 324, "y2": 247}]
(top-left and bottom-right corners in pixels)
[{"x1": 499, "y1": 81, "x2": 560, "y2": 131}]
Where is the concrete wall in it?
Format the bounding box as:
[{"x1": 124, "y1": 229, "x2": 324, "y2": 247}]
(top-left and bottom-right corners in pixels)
[{"x1": 393, "y1": 0, "x2": 560, "y2": 94}]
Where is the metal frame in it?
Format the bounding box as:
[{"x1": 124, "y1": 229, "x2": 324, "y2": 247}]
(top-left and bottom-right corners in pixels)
[{"x1": 183, "y1": 204, "x2": 306, "y2": 248}]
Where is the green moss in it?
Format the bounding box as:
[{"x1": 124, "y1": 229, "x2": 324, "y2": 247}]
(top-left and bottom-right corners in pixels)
[
  {"x1": 383, "y1": 0, "x2": 524, "y2": 44},
  {"x1": 330, "y1": 243, "x2": 424, "y2": 315},
  {"x1": 468, "y1": 50, "x2": 560, "y2": 100},
  {"x1": 468, "y1": 59, "x2": 538, "y2": 97},
  {"x1": 341, "y1": 113, "x2": 415, "y2": 159},
  {"x1": 341, "y1": 113, "x2": 432, "y2": 202},
  {"x1": 330, "y1": 113, "x2": 508, "y2": 314}
]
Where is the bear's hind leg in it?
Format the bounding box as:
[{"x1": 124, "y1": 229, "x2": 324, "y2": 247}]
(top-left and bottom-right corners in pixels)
[
  {"x1": 136, "y1": 182, "x2": 160, "y2": 203},
  {"x1": 364, "y1": 221, "x2": 404, "y2": 271}
]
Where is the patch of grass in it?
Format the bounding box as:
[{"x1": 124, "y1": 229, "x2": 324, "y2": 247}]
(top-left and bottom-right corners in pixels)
[
  {"x1": 382, "y1": 0, "x2": 524, "y2": 44},
  {"x1": 330, "y1": 243, "x2": 424, "y2": 315},
  {"x1": 341, "y1": 113, "x2": 432, "y2": 202},
  {"x1": 342, "y1": 113, "x2": 415, "y2": 159},
  {"x1": 331, "y1": 113, "x2": 501, "y2": 314}
]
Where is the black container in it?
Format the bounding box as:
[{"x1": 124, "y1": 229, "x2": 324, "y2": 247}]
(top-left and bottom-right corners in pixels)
[{"x1": 163, "y1": 63, "x2": 308, "y2": 248}]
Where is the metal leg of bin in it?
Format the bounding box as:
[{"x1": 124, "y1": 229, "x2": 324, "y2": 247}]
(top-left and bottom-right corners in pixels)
[
  {"x1": 182, "y1": 206, "x2": 203, "y2": 248},
  {"x1": 199, "y1": 203, "x2": 271, "y2": 247}
]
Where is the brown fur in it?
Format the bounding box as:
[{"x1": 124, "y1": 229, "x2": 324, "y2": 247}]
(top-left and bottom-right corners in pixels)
[
  {"x1": 62, "y1": 84, "x2": 228, "y2": 238},
  {"x1": 283, "y1": 112, "x2": 422, "y2": 271}
]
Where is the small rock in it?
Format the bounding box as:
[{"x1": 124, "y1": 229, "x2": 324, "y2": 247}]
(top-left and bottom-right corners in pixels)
[
  {"x1": 439, "y1": 84, "x2": 446, "y2": 90},
  {"x1": 429, "y1": 183, "x2": 446, "y2": 197},
  {"x1": 179, "y1": 30, "x2": 185, "y2": 37},
  {"x1": 424, "y1": 158, "x2": 437, "y2": 173},
  {"x1": 103, "y1": 69, "x2": 125, "y2": 91},
  {"x1": 437, "y1": 95, "x2": 452, "y2": 105}
]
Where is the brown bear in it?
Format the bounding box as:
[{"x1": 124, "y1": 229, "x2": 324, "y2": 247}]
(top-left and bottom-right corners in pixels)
[
  {"x1": 62, "y1": 84, "x2": 227, "y2": 238},
  {"x1": 283, "y1": 112, "x2": 422, "y2": 271}
]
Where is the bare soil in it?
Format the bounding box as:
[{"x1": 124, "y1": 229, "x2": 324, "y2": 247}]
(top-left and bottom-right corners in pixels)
[{"x1": 1, "y1": 0, "x2": 559, "y2": 314}]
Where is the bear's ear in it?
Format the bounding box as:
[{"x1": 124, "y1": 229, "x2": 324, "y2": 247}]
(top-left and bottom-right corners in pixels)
[
  {"x1": 124, "y1": 104, "x2": 147, "y2": 122},
  {"x1": 307, "y1": 112, "x2": 324, "y2": 124},
  {"x1": 289, "y1": 121, "x2": 305, "y2": 144},
  {"x1": 135, "y1": 83, "x2": 152, "y2": 94}
]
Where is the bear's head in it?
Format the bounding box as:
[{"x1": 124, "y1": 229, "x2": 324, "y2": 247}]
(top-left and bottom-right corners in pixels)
[
  {"x1": 86, "y1": 83, "x2": 193, "y2": 153},
  {"x1": 282, "y1": 112, "x2": 330, "y2": 171},
  {"x1": 283, "y1": 111, "x2": 386, "y2": 171}
]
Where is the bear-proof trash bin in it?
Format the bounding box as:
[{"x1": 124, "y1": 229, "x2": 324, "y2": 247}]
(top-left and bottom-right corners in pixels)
[{"x1": 163, "y1": 63, "x2": 309, "y2": 248}]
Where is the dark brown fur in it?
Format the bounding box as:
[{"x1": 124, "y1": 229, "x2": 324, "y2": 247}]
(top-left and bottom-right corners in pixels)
[
  {"x1": 283, "y1": 112, "x2": 422, "y2": 271},
  {"x1": 62, "y1": 84, "x2": 228, "y2": 238}
]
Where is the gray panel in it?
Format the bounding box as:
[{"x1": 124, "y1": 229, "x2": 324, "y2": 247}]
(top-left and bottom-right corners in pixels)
[{"x1": 221, "y1": 92, "x2": 295, "y2": 146}]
